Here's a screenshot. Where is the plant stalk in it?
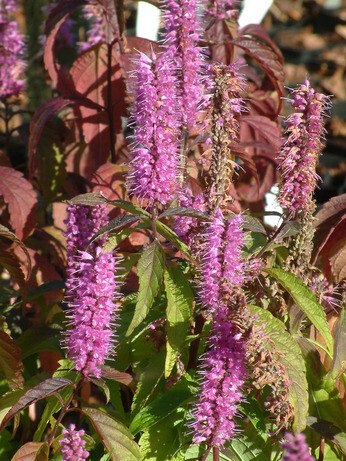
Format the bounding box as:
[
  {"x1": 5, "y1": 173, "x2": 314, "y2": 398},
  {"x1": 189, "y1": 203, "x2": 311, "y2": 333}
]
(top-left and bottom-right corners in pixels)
[{"x1": 107, "y1": 42, "x2": 117, "y2": 164}]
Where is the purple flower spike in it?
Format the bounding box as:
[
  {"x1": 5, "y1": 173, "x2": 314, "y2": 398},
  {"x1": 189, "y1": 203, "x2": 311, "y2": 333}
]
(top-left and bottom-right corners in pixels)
[
  {"x1": 191, "y1": 317, "x2": 246, "y2": 448},
  {"x1": 162, "y1": 0, "x2": 205, "y2": 129},
  {"x1": 0, "y1": 0, "x2": 26, "y2": 100},
  {"x1": 205, "y1": 0, "x2": 239, "y2": 20},
  {"x1": 63, "y1": 204, "x2": 120, "y2": 378},
  {"x1": 281, "y1": 433, "x2": 315, "y2": 461},
  {"x1": 59, "y1": 424, "x2": 89, "y2": 461},
  {"x1": 199, "y1": 210, "x2": 244, "y2": 310},
  {"x1": 278, "y1": 80, "x2": 331, "y2": 215},
  {"x1": 127, "y1": 52, "x2": 180, "y2": 207},
  {"x1": 80, "y1": 4, "x2": 107, "y2": 51}
]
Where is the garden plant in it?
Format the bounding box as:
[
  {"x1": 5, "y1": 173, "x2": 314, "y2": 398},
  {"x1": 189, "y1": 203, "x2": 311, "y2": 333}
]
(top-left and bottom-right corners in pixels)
[{"x1": 0, "y1": 0, "x2": 345, "y2": 460}]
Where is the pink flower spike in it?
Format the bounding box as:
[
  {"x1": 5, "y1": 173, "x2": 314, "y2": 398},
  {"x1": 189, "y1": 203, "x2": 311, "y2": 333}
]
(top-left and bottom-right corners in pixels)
[
  {"x1": 205, "y1": 0, "x2": 239, "y2": 21},
  {"x1": 281, "y1": 433, "x2": 315, "y2": 461},
  {"x1": 127, "y1": 52, "x2": 180, "y2": 207},
  {"x1": 59, "y1": 424, "x2": 89, "y2": 461},
  {"x1": 63, "y1": 204, "x2": 121, "y2": 379},
  {"x1": 277, "y1": 80, "x2": 331, "y2": 215}
]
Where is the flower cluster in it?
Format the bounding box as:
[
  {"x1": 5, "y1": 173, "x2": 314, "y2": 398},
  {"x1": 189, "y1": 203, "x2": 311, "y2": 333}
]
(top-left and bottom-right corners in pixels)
[
  {"x1": 0, "y1": 0, "x2": 25, "y2": 100},
  {"x1": 281, "y1": 433, "x2": 315, "y2": 461},
  {"x1": 277, "y1": 79, "x2": 330, "y2": 215},
  {"x1": 191, "y1": 211, "x2": 246, "y2": 447},
  {"x1": 205, "y1": 0, "x2": 239, "y2": 20},
  {"x1": 175, "y1": 188, "x2": 206, "y2": 245},
  {"x1": 80, "y1": 4, "x2": 107, "y2": 51},
  {"x1": 127, "y1": 51, "x2": 180, "y2": 207},
  {"x1": 191, "y1": 312, "x2": 246, "y2": 447},
  {"x1": 59, "y1": 424, "x2": 89, "y2": 461},
  {"x1": 199, "y1": 210, "x2": 245, "y2": 309},
  {"x1": 162, "y1": 0, "x2": 205, "y2": 129},
  {"x1": 63, "y1": 204, "x2": 120, "y2": 378}
]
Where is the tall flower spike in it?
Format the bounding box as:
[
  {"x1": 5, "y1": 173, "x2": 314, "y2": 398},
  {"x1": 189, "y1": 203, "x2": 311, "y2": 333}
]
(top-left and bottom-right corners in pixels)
[
  {"x1": 80, "y1": 4, "x2": 107, "y2": 51},
  {"x1": 208, "y1": 62, "x2": 246, "y2": 211},
  {"x1": 161, "y1": 0, "x2": 205, "y2": 129},
  {"x1": 127, "y1": 51, "x2": 179, "y2": 207},
  {"x1": 59, "y1": 424, "x2": 89, "y2": 461},
  {"x1": 281, "y1": 433, "x2": 315, "y2": 461},
  {"x1": 191, "y1": 318, "x2": 246, "y2": 448},
  {"x1": 205, "y1": 0, "x2": 239, "y2": 20},
  {"x1": 199, "y1": 210, "x2": 244, "y2": 310},
  {"x1": 63, "y1": 204, "x2": 120, "y2": 378},
  {"x1": 0, "y1": 0, "x2": 25, "y2": 100},
  {"x1": 277, "y1": 79, "x2": 331, "y2": 215}
]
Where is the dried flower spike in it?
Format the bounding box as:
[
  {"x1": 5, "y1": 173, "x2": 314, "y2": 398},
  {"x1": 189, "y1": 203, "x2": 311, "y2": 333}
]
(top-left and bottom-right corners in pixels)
[
  {"x1": 281, "y1": 433, "x2": 315, "y2": 461},
  {"x1": 63, "y1": 204, "x2": 120, "y2": 378},
  {"x1": 127, "y1": 51, "x2": 179, "y2": 207},
  {"x1": 59, "y1": 424, "x2": 89, "y2": 461},
  {"x1": 278, "y1": 79, "x2": 331, "y2": 215},
  {"x1": 0, "y1": 0, "x2": 25, "y2": 100},
  {"x1": 162, "y1": 0, "x2": 205, "y2": 129}
]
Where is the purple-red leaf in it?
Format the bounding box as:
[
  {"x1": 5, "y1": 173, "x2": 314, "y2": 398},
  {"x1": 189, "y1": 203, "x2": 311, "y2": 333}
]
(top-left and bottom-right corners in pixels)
[
  {"x1": 239, "y1": 24, "x2": 284, "y2": 64},
  {"x1": 11, "y1": 442, "x2": 49, "y2": 461},
  {"x1": 0, "y1": 167, "x2": 37, "y2": 240},
  {"x1": 0, "y1": 378, "x2": 73, "y2": 430},
  {"x1": 0, "y1": 331, "x2": 24, "y2": 391},
  {"x1": 0, "y1": 249, "x2": 27, "y2": 301},
  {"x1": 0, "y1": 225, "x2": 31, "y2": 278},
  {"x1": 232, "y1": 36, "x2": 285, "y2": 112},
  {"x1": 100, "y1": 365, "x2": 134, "y2": 387},
  {"x1": 241, "y1": 115, "x2": 282, "y2": 152}
]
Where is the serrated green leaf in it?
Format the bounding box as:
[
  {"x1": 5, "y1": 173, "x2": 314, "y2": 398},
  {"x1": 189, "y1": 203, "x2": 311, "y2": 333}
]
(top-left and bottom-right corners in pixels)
[
  {"x1": 224, "y1": 434, "x2": 271, "y2": 461},
  {"x1": 129, "y1": 376, "x2": 196, "y2": 435},
  {"x1": 126, "y1": 241, "x2": 165, "y2": 336},
  {"x1": 248, "y1": 305, "x2": 309, "y2": 432},
  {"x1": 277, "y1": 221, "x2": 301, "y2": 238},
  {"x1": 155, "y1": 221, "x2": 192, "y2": 260},
  {"x1": 158, "y1": 207, "x2": 210, "y2": 221},
  {"x1": 15, "y1": 326, "x2": 61, "y2": 360},
  {"x1": 243, "y1": 215, "x2": 266, "y2": 234},
  {"x1": 139, "y1": 410, "x2": 183, "y2": 461},
  {"x1": 239, "y1": 395, "x2": 268, "y2": 441},
  {"x1": 164, "y1": 266, "x2": 193, "y2": 377},
  {"x1": 88, "y1": 215, "x2": 143, "y2": 248},
  {"x1": 83, "y1": 407, "x2": 141, "y2": 461},
  {"x1": 266, "y1": 268, "x2": 333, "y2": 353},
  {"x1": 102, "y1": 228, "x2": 134, "y2": 253},
  {"x1": 331, "y1": 309, "x2": 345, "y2": 379}
]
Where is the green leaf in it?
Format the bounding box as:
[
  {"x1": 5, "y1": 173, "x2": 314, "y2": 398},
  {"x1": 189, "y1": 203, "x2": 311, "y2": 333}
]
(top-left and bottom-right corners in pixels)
[
  {"x1": 266, "y1": 268, "x2": 333, "y2": 353},
  {"x1": 88, "y1": 215, "x2": 143, "y2": 248},
  {"x1": 83, "y1": 407, "x2": 141, "y2": 461},
  {"x1": 0, "y1": 389, "x2": 26, "y2": 427},
  {"x1": 0, "y1": 331, "x2": 24, "y2": 390},
  {"x1": 102, "y1": 228, "x2": 134, "y2": 253},
  {"x1": 224, "y1": 433, "x2": 271, "y2": 461},
  {"x1": 158, "y1": 207, "x2": 210, "y2": 221},
  {"x1": 243, "y1": 215, "x2": 266, "y2": 234},
  {"x1": 139, "y1": 410, "x2": 183, "y2": 461},
  {"x1": 126, "y1": 241, "x2": 165, "y2": 336},
  {"x1": 155, "y1": 221, "x2": 192, "y2": 260},
  {"x1": 331, "y1": 309, "x2": 345, "y2": 379},
  {"x1": 248, "y1": 305, "x2": 309, "y2": 432},
  {"x1": 164, "y1": 266, "x2": 193, "y2": 377},
  {"x1": 11, "y1": 442, "x2": 49, "y2": 461},
  {"x1": 277, "y1": 221, "x2": 301, "y2": 238},
  {"x1": 15, "y1": 326, "x2": 61, "y2": 359},
  {"x1": 238, "y1": 395, "x2": 268, "y2": 441},
  {"x1": 129, "y1": 375, "x2": 196, "y2": 435}
]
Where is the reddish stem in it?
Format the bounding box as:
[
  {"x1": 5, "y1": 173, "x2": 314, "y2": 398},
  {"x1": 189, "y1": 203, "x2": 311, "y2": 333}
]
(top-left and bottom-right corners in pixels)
[{"x1": 107, "y1": 42, "x2": 117, "y2": 164}]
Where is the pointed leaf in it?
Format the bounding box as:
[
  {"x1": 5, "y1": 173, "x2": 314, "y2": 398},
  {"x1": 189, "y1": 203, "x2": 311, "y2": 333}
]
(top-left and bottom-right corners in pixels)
[
  {"x1": 83, "y1": 407, "x2": 141, "y2": 461},
  {"x1": 126, "y1": 241, "x2": 165, "y2": 336},
  {"x1": 100, "y1": 365, "x2": 134, "y2": 387},
  {"x1": 155, "y1": 221, "x2": 192, "y2": 260},
  {"x1": 0, "y1": 167, "x2": 37, "y2": 240},
  {"x1": 164, "y1": 266, "x2": 193, "y2": 377},
  {"x1": 266, "y1": 268, "x2": 333, "y2": 353},
  {"x1": 0, "y1": 378, "x2": 73, "y2": 430},
  {"x1": 330, "y1": 310, "x2": 345, "y2": 379},
  {"x1": 158, "y1": 207, "x2": 210, "y2": 221},
  {"x1": 248, "y1": 305, "x2": 309, "y2": 432},
  {"x1": 0, "y1": 225, "x2": 31, "y2": 277},
  {"x1": 68, "y1": 192, "x2": 109, "y2": 206},
  {"x1": 11, "y1": 442, "x2": 48, "y2": 461},
  {"x1": 0, "y1": 249, "x2": 27, "y2": 302},
  {"x1": 129, "y1": 376, "x2": 196, "y2": 435},
  {"x1": 277, "y1": 222, "x2": 301, "y2": 239},
  {"x1": 0, "y1": 390, "x2": 26, "y2": 427},
  {"x1": 88, "y1": 215, "x2": 143, "y2": 248},
  {"x1": 0, "y1": 331, "x2": 24, "y2": 390},
  {"x1": 242, "y1": 216, "x2": 266, "y2": 235}
]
